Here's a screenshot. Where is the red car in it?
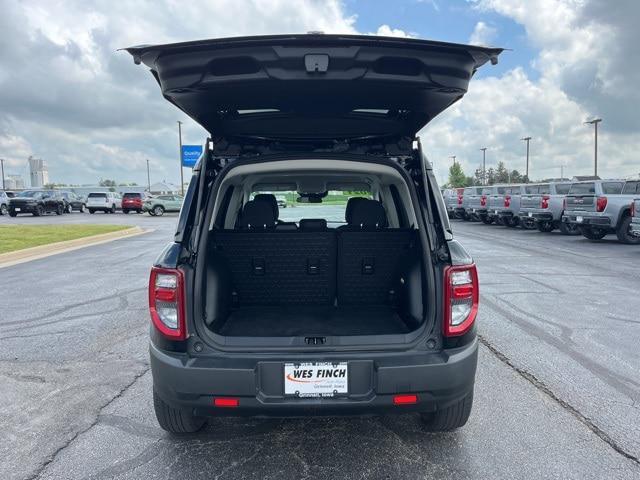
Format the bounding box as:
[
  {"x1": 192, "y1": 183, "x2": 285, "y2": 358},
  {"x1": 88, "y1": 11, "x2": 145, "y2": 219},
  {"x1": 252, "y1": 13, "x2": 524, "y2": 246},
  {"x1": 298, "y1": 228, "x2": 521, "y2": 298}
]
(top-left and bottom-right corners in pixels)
[{"x1": 121, "y1": 192, "x2": 144, "y2": 214}]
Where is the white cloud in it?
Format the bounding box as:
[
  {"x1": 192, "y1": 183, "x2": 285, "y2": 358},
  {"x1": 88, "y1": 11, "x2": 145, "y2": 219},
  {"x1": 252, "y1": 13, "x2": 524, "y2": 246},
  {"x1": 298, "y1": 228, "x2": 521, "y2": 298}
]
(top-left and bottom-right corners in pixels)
[
  {"x1": 374, "y1": 25, "x2": 412, "y2": 38},
  {"x1": 469, "y1": 21, "x2": 497, "y2": 46}
]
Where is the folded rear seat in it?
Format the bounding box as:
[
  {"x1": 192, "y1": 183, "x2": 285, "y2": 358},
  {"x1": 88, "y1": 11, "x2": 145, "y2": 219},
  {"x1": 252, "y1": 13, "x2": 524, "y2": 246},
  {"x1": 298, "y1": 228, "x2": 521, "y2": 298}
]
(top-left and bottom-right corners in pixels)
[{"x1": 337, "y1": 198, "x2": 416, "y2": 305}]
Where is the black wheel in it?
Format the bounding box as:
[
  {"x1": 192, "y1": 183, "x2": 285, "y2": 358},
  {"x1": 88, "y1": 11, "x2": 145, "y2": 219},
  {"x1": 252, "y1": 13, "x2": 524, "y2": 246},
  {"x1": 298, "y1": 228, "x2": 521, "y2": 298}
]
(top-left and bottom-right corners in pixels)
[
  {"x1": 580, "y1": 225, "x2": 607, "y2": 240},
  {"x1": 34, "y1": 205, "x2": 44, "y2": 216},
  {"x1": 480, "y1": 215, "x2": 493, "y2": 225},
  {"x1": 123, "y1": 209, "x2": 130, "y2": 214},
  {"x1": 66, "y1": 204, "x2": 73, "y2": 214},
  {"x1": 153, "y1": 205, "x2": 165, "y2": 216},
  {"x1": 537, "y1": 221, "x2": 555, "y2": 233},
  {"x1": 137, "y1": 209, "x2": 142, "y2": 214},
  {"x1": 89, "y1": 209, "x2": 95, "y2": 214},
  {"x1": 421, "y1": 391, "x2": 473, "y2": 432},
  {"x1": 504, "y1": 217, "x2": 517, "y2": 228},
  {"x1": 0, "y1": 204, "x2": 7, "y2": 216},
  {"x1": 520, "y1": 218, "x2": 536, "y2": 230},
  {"x1": 616, "y1": 215, "x2": 640, "y2": 244},
  {"x1": 153, "y1": 389, "x2": 206, "y2": 434},
  {"x1": 559, "y1": 221, "x2": 580, "y2": 235},
  {"x1": 9, "y1": 210, "x2": 17, "y2": 217},
  {"x1": 79, "y1": 204, "x2": 85, "y2": 213},
  {"x1": 57, "y1": 204, "x2": 64, "y2": 215}
]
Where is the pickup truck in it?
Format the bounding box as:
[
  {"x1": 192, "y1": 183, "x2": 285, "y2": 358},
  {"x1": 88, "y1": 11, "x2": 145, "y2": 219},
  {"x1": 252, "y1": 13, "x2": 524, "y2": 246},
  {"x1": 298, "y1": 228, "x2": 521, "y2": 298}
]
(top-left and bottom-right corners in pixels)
[
  {"x1": 518, "y1": 181, "x2": 580, "y2": 235},
  {"x1": 562, "y1": 179, "x2": 640, "y2": 244},
  {"x1": 487, "y1": 184, "x2": 535, "y2": 228},
  {"x1": 631, "y1": 198, "x2": 640, "y2": 237},
  {"x1": 442, "y1": 188, "x2": 464, "y2": 219},
  {"x1": 463, "y1": 186, "x2": 488, "y2": 222}
]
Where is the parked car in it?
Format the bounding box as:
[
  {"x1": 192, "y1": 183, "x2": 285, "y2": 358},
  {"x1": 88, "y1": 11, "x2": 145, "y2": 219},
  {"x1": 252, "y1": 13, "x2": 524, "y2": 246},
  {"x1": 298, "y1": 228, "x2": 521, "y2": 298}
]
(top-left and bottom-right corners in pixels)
[
  {"x1": 8, "y1": 190, "x2": 65, "y2": 216},
  {"x1": 463, "y1": 186, "x2": 486, "y2": 221},
  {"x1": 518, "y1": 182, "x2": 580, "y2": 235},
  {"x1": 122, "y1": 192, "x2": 145, "y2": 214},
  {"x1": 631, "y1": 198, "x2": 640, "y2": 238},
  {"x1": 127, "y1": 34, "x2": 498, "y2": 433},
  {"x1": 59, "y1": 190, "x2": 86, "y2": 213},
  {"x1": 562, "y1": 179, "x2": 640, "y2": 244},
  {"x1": 143, "y1": 195, "x2": 183, "y2": 216},
  {"x1": 442, "y1": 188, "x2": 464, "y2": 219},
  {"x1": 86, "y1": 191, "x2": 122, "y2": 214},
  {"x1": 0, "y1": 190, "x2": 8, "y2": 215},
  {"x1": 488, "y1": 185, "x2": 533, "y2": 228}
]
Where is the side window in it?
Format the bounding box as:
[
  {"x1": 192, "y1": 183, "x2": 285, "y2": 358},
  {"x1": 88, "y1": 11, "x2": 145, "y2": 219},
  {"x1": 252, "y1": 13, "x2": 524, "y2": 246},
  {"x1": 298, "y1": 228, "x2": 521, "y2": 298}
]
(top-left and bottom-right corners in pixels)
[
  {"x1": 602, "y1": 182, "x2": 624, "y2": 194},
  {"x1": 622, "y1": 182, "x2": 639, "y2": 194},
  {"x1": 555, "y1": 184, "x2": 570, "y2": 195}
]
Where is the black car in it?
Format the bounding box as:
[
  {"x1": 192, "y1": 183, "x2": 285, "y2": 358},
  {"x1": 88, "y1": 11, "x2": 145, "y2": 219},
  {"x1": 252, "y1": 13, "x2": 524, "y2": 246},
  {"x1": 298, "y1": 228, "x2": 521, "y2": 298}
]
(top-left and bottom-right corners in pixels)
[
  {"x1": 8, "y1": 190, "x2": 65, "y2": 216},
  {"x1": 0, "y1": 190, "x2": 8, "y2": 215},
  {"x1": 59, "y1": 190, "x2": 86, "y2": 213},
  {"x1": 128, "y1": 34, "x2": 498, "y2": 434}
]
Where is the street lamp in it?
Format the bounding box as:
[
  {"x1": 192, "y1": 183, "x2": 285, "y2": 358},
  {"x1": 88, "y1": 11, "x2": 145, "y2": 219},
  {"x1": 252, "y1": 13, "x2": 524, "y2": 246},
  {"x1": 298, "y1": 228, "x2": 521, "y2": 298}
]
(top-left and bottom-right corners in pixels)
[
  {"x1": 449, "y1": 155, "x2": 457, "y2": 166},
  {"x1": 479, "y1": 148, "x2": 487, "y2": 185},
  {"x1": 146, "y1": 159, "x2": 151, "y2": 192},
  {"x1": 521, "y1": 136, "x2": 532, "y2": 181},
  {"x1": 0, "y1": 159, "x2": 5, "y2": 190},
  {"x1": 584, "y1": 118, "x2": 602, "y2": 177},
  {"x1": 177, "y1": 121, "x2": 184, "y2": 196}
]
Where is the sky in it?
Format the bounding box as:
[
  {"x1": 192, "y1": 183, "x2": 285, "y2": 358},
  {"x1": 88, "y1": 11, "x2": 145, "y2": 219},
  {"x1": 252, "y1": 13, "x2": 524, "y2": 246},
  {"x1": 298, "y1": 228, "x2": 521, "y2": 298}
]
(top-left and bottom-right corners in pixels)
[{"x1": 0, "y1": 0, "x2": 639, "y2": 187}]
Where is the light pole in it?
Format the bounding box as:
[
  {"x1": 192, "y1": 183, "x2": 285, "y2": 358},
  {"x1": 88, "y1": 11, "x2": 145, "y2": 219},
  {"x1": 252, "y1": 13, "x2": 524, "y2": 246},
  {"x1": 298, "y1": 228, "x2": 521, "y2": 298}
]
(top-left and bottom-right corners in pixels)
[
  {"x1": 146, "y1": 159, "x2": 151, "y2": 192},
  {"x1": 521, "y1": 136, "x2": 532, "y2": 181},
  {"x1": 479, "y1": 148, "x2": 487, "y2": 185},
  {"x1": 584, "y1": 118, "x2": 602, "y2": 177},
  {"x1": 0, "y1": 159, "x2": 5, "y2": 190},
  {"x1": 449, "y1": 155, "x2": 457, "y2": 166},
  {"x1": 177, "y1": 121, "x2": 184, "y2": 196}
]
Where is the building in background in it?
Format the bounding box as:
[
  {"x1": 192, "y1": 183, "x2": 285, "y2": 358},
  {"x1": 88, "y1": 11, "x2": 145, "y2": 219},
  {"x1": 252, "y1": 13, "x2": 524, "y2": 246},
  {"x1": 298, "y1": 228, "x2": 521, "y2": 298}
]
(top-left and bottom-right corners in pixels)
[
  {"x1": 149, "y1": 182, "x2": 180, "y2": 195},
  {"x1": 28, "y1": 156, "x2": 49, "y2": 188},
  {"x1": 4, "y1": 174, "x2": 25, "y2": 190}
]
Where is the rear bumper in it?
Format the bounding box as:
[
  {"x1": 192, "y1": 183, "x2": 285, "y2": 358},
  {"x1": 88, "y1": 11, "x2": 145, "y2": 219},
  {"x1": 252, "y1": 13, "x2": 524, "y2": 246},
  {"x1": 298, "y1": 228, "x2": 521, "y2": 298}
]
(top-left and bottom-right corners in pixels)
[
  {"x1": 518, "y1": 210, "x2": 554, "y2": 222},
  {"x1": 9, "y1": 204, "x2": 37, "y2": 213},
  {"x1": 562, "y1": 213, "x2": 611, "y2": 226},
  {"x1": 466, "y1": 207, "x2": 487, "y2": 216},
  {"x1": 631, "y1": 220, "x2": 640, "y2": 237},
  {"x1": 151, "y1": 339, "x2": 478, "y2": 417},
  {"x1": 122, "y1": 202, "x2": 142, "y2": 209}
]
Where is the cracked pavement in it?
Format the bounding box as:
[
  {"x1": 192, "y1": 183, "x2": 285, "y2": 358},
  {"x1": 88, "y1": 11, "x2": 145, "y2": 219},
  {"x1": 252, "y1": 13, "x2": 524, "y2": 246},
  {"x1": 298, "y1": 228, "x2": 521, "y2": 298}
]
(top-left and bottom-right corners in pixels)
[{"x1": 1, "y1": 212, "x2": 639, "y2": 479}]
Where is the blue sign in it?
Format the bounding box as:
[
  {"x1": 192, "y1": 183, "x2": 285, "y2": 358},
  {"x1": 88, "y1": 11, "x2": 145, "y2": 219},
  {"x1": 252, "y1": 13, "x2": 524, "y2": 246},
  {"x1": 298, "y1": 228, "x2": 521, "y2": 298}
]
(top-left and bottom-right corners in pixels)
[{"x1": 181, "y1": 145, "x2": 203, "y2": 168}]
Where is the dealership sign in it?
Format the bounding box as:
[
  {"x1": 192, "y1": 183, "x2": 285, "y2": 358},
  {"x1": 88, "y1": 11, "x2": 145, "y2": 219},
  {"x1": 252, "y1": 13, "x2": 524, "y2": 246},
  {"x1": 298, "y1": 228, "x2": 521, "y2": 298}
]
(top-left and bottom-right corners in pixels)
[{"x1": 181, "y1": 145, "x2": 203, "y2": 168}]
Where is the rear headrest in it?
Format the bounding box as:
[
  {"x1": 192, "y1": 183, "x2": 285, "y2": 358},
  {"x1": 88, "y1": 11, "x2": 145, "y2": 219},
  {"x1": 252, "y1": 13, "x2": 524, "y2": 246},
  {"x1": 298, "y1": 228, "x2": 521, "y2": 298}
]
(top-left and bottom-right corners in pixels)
[
  {"x1": 345, "y1": 197, "x2": 368, "y2": 224},
  {"x1": 238, "y1": 200, "x2": 276, "y2": 229},
  {"x1": 299, "y1": 219, "x2": 328, "y2": 231},
  {"x1": 348, "y1": 199, "x2": 388, "y2": 228},
  {"x1": 253, "y1": 193, "x2": 279, "y2": 219}
]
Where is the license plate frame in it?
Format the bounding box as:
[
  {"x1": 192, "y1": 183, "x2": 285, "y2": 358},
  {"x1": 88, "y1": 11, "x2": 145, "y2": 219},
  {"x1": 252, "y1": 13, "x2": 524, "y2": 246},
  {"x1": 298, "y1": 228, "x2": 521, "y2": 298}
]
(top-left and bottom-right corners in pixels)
[
  {"x1": 14, "y1": 208, "x2": 21, "y2": 212},
  {"x1": 284, "y1": 362, "x2": 348, "y2": 398}
]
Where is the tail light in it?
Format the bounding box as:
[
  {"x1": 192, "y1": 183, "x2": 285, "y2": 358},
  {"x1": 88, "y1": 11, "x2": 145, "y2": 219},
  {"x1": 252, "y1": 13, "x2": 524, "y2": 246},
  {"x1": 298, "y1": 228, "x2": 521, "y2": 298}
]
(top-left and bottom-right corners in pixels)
[
  {"x1": 631, "y1": 201, "x2": 636, "y2": 217},
  {"x1": 541, "y1": 195, "x2": 550, "y2": 209},
  {"x1": 596, "y1": 196, "x2": 608, "y2": 212},
  {"x1": 443, "y1": 264, "x2": 479, "y2": 337},
  {"x1": 563, "y1": 198, "x2": 567, "y2": 210},
  {"x1": 480, "y1": 195, "x2": 487, "y2": 207},
  {"x1": 457, "y1": 195, "x2": 463, "y2": 206},
  {"x1": 504, "y1": 195, "x2": 511, "y2": 208},
  {"x1": 149, "y1": 267, "x2": 186, "y2": 340},
  {"x1": 393, "y1": 394, "x2": 418, "y2": 405}
]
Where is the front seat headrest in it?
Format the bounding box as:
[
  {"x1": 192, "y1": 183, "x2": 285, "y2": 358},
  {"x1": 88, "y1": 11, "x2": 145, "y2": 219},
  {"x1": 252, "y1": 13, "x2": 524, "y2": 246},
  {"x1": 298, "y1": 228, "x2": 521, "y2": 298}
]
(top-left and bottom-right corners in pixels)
[
  {"x1": 253, "y1": 193, "x2": 279, "y2": 219},
  {"x1": 344, "y1": 197, "x2": 368, "y2": 224},
  {"x1": 239, "y1": 200, "x2": 276, "y2": 229},
  {"x1": 349, "y1": 199, "x2": 388, "y2": 228},
  {"x1": 299, "y1": 219, "x2": 327, "y2": 231}
]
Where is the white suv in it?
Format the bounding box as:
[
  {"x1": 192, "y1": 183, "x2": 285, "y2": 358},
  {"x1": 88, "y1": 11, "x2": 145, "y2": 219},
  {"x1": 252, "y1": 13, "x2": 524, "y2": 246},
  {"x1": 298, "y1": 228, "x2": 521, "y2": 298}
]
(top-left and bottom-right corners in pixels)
[{"x1": 86, "y1": 192, "x2": 122, "y2": 214}]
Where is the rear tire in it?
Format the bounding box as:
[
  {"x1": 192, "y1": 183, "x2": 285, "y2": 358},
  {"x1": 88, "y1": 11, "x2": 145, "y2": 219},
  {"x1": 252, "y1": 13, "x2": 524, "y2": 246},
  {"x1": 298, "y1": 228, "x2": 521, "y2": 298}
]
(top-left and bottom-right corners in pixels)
[
  {"x1": 616, "y1": 215, "x2": 640, "y2": 244},
  {"x1": 56, "y1": 204, "x2": 64, "y2": 215},
  {"x1": 34, "y1": 205, "x2": 44, "y2": 216},
  {"x1": 66, "y1": 204, "x2": 73, "y2": 214},
  {"x1": 559, "y1": 221, "x2": 580, "y2": 235},
  {"x1": 123, "y1": 209, "x2": 129, "y2": 214},
  {"x1": 580, "y1": 225, "x2": 608, "y2": 240},
  {"x1": 153, "y1": 389, "x2": 206, "y2": 434},
  {"x1": 504, "y1": 217, "x2": 517, "y2": 228},
  {"x1": 537, "y1": 221, "x2": 555, "y2": 233},
  {"x1": 153, "y1": 205, "x2": 165, "y2": 216},
  {"x1": 421, "y1": 391, "x2": 473, "y2": 432},
  {"x1": 0, "y1": 204, "x2": 7, "y2": 216},
  {"x1": 9, "y1": 211, "x2": 17, "y2": 217},
  {"x1": 480, "y1": 215, "x2": 493, "y2": 225},
  {"x1": 89, "y1": 209, "x2": 95, "y2": 214},
  {"x1": 79, "y1": 204, "x2": 86, "y2": 213}
]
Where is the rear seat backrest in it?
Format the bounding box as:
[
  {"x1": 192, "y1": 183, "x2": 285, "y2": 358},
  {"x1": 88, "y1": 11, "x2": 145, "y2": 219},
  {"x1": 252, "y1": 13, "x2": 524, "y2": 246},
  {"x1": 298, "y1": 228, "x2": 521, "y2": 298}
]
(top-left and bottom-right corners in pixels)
[{"x1": 238, "y1": 200, "x2": 276, "y2": 229}]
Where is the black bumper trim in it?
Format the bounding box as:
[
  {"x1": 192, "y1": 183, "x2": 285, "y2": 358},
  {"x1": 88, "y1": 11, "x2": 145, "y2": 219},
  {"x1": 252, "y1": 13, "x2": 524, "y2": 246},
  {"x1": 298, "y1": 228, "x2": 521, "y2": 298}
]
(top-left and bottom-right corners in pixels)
[{"x1": 562, "y1": 215, "x2": 611, "y2": 226}]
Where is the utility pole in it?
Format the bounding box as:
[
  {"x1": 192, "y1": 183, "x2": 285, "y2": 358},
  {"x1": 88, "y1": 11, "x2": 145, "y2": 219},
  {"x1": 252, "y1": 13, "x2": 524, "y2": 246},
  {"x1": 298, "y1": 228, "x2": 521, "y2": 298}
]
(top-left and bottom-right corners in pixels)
[
  {"x1": 146, "y1": 159, "x2": 151, "y2": 192},
  {"x1": 521, "y1": 136, "x2": 532, "y2": 181},
  {"x1": 177, "y1": 121, "x2": 184, "y2": 196},
  {"x1": 479, "y1": 148, "x2": 487, "y2": 185},
  {"x1": 0, "y1": 159, "x2": 5, "y2": 190},
  {"x1": 449, "y1": 155, "x2": 457, "y2": 166},
  {"x1": 585, "y1": 118, "x2": 602, "y2": 177}
]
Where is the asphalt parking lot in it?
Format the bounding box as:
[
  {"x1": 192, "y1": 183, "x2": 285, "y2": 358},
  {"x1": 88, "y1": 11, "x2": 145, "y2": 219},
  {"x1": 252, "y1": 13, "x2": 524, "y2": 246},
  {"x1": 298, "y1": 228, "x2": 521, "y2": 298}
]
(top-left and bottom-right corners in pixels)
[{"x1": 1, "y1": 211, "x2": 639, "y2": 479}]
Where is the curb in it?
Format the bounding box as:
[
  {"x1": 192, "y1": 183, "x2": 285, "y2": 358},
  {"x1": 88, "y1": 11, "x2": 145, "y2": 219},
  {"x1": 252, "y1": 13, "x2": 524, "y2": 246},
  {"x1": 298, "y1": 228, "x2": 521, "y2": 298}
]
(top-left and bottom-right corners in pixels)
[{"x1": 0, "y1": 226, "x2": 149, "y2": 269}]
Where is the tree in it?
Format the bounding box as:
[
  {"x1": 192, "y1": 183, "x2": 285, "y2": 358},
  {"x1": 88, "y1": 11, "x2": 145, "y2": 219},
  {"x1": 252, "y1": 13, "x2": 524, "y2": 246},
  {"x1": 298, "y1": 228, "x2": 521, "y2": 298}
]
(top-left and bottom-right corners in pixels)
[
  {"x1": 447, "y1": 162, "x2": 469, "y2": 188},
  {"x1": 99, "y1": 179, "x2": 117, "y2": 187},
  {"x1": 494, "y1": 162, "x2": 509, "y2": 184}
]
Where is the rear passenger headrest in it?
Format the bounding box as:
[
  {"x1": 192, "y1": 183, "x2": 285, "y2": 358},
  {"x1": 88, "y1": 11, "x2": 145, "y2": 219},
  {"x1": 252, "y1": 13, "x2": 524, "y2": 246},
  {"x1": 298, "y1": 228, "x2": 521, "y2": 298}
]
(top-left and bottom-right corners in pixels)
[
  {"x1": 239, "y1": 200, "x2": 276, "y2": 229},
  {"x1": 345, "y1": 197, "x2": 368, "y2": 224},
  {"x1": 348, "y1": 199, "x2": 388, "y2": 228},
  {"x1": 299, "y1": 219, "x2": 327, "y2": 231},
  {"x1": 253, "y1": 193, "x2": 279, "y2": 219}
]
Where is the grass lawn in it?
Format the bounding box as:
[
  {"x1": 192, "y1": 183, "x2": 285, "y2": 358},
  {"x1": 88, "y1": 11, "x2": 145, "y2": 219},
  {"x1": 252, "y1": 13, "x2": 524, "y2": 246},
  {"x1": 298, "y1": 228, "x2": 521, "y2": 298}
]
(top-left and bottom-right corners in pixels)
[{"x1": 0, "y1": 224, "x2": 131, "y2": 254}]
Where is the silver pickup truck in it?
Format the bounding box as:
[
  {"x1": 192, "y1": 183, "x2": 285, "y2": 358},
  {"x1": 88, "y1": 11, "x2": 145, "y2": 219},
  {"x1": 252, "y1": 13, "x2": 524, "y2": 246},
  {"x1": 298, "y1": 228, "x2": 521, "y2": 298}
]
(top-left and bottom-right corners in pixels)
[
  {"x1": 562, "y1": 179, "x2": 640, "y2": 244},
  {"x1": 463, "y1": 186, "x2": 486, "y2": 221},
  {"x1": 631, "y1": 198, "x2": 640, "y2": 237},
  {"x1": 487, "y1": 184, "x2": 536, "y2": 228},
  {"x1": 518, "y1": 181, "x2": 580, "y2": 235},
  {"x1": 442, "y1": 188, "x2": 464, "y2": 219}
]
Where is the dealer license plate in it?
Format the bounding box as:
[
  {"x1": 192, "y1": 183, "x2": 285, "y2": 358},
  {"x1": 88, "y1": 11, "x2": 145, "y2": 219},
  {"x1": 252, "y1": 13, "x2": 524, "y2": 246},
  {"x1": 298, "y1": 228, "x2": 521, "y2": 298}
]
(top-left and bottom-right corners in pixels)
[
  {"x1": 284, "y1": 362, "x2": 348, "y2": 398},
  {"x1": 528, "y1": 212, "x2": 533, "y2": 217},
  {"x1": 14, "y1": 208, "x2": 21, "y2": 212},
  {"x1": 576, "y1": 216, "x2": 583, "y2": 223},
  {"x1": 495, "y1": 210, "x2": 499, "y2": 215}
]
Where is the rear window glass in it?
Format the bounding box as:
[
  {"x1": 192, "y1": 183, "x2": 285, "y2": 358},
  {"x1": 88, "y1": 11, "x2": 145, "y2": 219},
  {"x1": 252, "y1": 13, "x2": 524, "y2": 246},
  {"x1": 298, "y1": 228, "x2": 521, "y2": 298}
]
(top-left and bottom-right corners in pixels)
[
  {"x1": 622, "y1": 181, "x2": 640, "y2": 194},
  {"x1": 602, "y1": 182, "x2": 624, "y2": 194},
  {"x1": 123, "y1": 193, "x2": 141, "y2": 199},
  {"x1": 495, "y1": 187, "x2": 506, "y2": 194},
  {"x1": 569, "y1": 183, "x2": 595, "y2": 194},
  {"x1": 555, "y1": 184, "x2": 571, "y2": 195},
  {"x1": 88, "y1": 193, "x2": 107, "y2": 198}
]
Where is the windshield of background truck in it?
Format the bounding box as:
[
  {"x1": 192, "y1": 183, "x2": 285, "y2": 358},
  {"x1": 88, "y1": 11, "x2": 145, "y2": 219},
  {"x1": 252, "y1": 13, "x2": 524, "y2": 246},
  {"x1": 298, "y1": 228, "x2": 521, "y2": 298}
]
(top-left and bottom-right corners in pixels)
[{"x1": 569, "y1": 183, "x2": 595, "y2": 194}]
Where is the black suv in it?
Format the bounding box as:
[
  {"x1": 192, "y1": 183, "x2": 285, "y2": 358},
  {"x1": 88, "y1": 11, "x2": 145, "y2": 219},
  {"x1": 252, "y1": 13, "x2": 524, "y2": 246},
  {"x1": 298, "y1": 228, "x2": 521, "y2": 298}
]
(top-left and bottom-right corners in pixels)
[
  {"x1": 8, "y1": 190, "x2": 65, "y2": 216},
  {"x1": 127, "y1": 34, "x2": 499, "y2": 434}
]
